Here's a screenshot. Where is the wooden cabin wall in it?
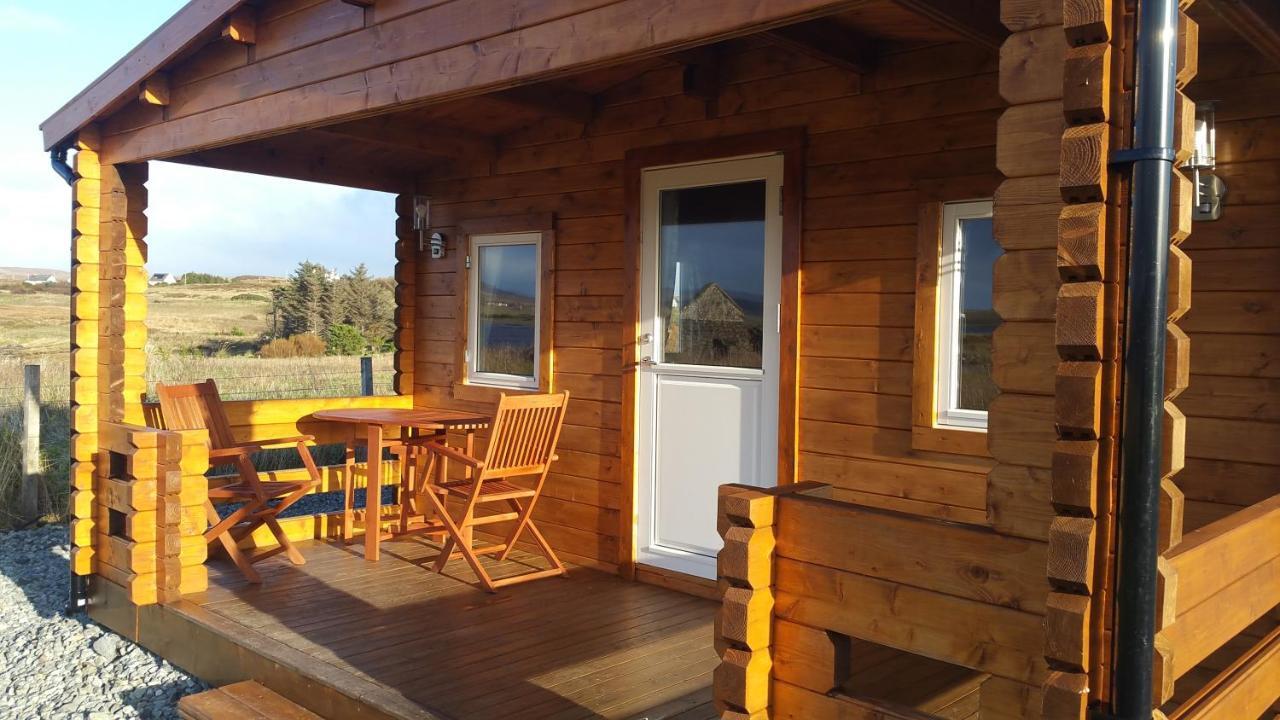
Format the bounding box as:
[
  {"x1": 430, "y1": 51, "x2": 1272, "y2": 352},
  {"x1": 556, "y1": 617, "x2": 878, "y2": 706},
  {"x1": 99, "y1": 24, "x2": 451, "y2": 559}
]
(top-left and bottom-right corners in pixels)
[
  {"x1": 410, "y1": 39, "x2": 1005, "y2": 572},
  {"x1": 1180, "y1": 41, "x2": 1280, "y2": 531},
  {"x1": 1173, "y1": 31, "x2": 1280, "y2": 707}
]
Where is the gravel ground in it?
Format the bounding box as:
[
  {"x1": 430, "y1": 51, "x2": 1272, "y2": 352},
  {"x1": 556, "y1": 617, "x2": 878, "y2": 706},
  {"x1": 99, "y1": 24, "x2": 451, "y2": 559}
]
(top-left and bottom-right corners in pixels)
[{"x1": 0, "y1": 524, "x2": 208, "y2": 720}]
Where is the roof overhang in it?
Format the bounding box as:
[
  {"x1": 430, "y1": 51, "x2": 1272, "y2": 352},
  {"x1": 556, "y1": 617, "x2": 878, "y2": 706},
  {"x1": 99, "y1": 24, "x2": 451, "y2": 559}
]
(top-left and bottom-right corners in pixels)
[{"x1": 39, "y1": 0, "x2": 245, "y2": 151}]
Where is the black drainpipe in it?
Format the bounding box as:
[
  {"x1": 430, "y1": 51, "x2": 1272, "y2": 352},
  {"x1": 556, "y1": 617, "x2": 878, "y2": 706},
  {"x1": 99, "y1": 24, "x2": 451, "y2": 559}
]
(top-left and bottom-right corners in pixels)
[
  {"x1": 50, "y1": 144, "x2": 76, "y2": 185},
  {"x1": 1110, "y1": 0, "x2": 1180, "y2": 716}
]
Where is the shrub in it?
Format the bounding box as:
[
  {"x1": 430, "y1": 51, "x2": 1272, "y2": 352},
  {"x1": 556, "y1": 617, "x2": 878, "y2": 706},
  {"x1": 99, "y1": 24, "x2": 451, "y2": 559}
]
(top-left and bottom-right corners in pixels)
[
  {"x1": 326, "y1": 323, "x2": 366, "y2": 356},
  {"x1": 259, "y1": 337, "x2": 297, "y2": 359},
  {"x1": 290, "y1": 333, "x2": 327, "y2": 357},
  {"x1": 230, "y1": 293, "x2": 267, "y2": 302},
  {"x1": 228, "y1": 327, "x2": 246, "y2": 337},
  {"x1": 183, "y1": 273, "x2": 229, "y2": 284}
]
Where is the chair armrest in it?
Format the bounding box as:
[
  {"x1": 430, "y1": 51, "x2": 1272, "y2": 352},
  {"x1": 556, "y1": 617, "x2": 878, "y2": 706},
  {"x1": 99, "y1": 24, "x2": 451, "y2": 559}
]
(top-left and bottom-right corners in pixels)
[
  {"x1": 231, "y1": 435, "x2": 314, "y2": 449},
  {"x1": 210, "y1": 445, "x2": 262, "y2": 460},
  {"x1": 422, "y1": 440, "x2": 485, "y2": 470}
]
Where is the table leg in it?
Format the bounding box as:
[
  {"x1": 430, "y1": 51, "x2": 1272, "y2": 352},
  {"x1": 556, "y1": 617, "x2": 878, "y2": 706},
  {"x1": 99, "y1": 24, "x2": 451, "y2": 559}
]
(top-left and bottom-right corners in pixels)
[
  {"x1": 366, "y1": 423, "x2": 382, "y2": 562},
  {"x1": 342, "y1": 439, "x2": 356, "y2": 543}
]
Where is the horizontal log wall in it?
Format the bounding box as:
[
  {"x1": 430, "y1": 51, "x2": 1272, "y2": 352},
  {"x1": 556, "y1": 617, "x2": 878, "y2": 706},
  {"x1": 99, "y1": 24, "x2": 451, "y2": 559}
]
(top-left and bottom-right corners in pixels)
[
  {"x1": 410, "y1": 37, "x2": 1007, "y2": 573},
  {"x1": 1170, "y1": 25, "x2": 1280, "y2": 713}
]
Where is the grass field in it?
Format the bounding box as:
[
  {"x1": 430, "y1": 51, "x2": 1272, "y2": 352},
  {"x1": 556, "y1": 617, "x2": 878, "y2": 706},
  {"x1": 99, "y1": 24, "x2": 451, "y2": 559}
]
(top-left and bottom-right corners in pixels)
[{"x1": 0, "y1": 279, "x2": 395, "y2": 528}]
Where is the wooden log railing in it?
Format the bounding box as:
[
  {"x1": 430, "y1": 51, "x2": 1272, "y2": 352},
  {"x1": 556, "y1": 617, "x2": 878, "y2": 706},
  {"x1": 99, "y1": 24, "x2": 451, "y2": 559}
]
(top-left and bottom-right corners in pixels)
[
  {"x1": 89, "y1": 421, "x2": 209, "y2": 605},
  {"x1": 1154, "y1": 492, "x2": 1280, "y2": 707},
  {"x1": 713, "y1": 482, "x2": 1045, "y2": 720}
]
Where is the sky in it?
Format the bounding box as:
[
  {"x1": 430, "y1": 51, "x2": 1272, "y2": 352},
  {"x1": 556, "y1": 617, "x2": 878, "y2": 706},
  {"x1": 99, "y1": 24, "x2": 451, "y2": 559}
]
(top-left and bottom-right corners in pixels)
[{"x1": 0, "y1": 1, "x2": 395, "y2": 278}]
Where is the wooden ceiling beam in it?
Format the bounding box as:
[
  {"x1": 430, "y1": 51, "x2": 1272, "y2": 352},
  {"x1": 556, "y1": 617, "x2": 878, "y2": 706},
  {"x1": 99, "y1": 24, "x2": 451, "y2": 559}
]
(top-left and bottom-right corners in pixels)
[
  {"x1": 763, "y1": 19, "x2": 877, "y2": 75},
  {"x1": 489, "y1": 83, "x2": 595, "y2": 125},
  {"x1": 1205, "y1": 0, "x2": 1280, "y2": 67},
  {"x1": 318, "y1": 117, "x2": 497, "y2": 161},
  {"x1": 890, "y1": 0, "x2": 1006, "y2": 49}
]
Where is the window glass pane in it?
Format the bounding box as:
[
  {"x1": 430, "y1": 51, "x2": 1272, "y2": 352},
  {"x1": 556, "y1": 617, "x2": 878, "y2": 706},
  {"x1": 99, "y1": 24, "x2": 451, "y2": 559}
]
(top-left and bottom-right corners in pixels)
[
  {"x1": 475, "y1": 243, "x2": 537, "y2": 378},
  {"x1": 956, "y1": 217, "x2": 1001, "y2": 411},
  {"x1": 658, "y1": 180, "x2": 766, "y2": 369}
]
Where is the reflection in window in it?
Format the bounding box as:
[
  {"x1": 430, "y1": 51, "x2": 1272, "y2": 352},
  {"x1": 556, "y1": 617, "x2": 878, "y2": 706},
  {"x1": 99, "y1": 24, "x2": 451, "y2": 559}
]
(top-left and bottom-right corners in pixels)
[
  {"x1": 658, "y1": 181, "x2": 766, "y2": 369},
  {"x1": 937, "y1": 201, "x2": 1001, "y2": 428},
  {"x1": 470, "y1": 234, "x2": 540, "y2": 387}
]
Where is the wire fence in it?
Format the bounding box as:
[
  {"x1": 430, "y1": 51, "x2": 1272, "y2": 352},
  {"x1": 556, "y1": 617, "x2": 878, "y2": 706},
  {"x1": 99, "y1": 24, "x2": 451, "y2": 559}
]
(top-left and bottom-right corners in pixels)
[{"x1": 0, "y1": 351, "x2": 397, "y2": 528}]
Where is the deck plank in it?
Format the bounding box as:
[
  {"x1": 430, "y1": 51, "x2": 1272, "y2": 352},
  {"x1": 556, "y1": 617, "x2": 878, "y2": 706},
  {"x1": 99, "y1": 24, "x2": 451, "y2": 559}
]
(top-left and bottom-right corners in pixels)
[{"x1": 184, "y1": 538, "x2": 718, "y2": 720}]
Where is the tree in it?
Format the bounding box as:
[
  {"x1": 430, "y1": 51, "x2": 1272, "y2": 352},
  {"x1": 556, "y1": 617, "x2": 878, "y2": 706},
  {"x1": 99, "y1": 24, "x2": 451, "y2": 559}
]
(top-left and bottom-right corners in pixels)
[
  {"x1": 334, "y1": 264, "x2": 395, "y2": 348},
  {"x1": 273, "y1": 261, "x2": 335, "y2": 338}
]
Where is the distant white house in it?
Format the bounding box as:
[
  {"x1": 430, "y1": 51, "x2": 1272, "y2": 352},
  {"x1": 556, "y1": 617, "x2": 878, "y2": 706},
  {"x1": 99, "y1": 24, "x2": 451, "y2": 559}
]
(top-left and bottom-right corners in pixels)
[
  {"x1": 325, "y1": 267, "x2": 341, "y2": 282},
  {"x1": 24, "y1": 274, "x2": 56, "y2": 285},
  {"x1": 149, "y1": 273, "x2": 179, "y2": 286}
]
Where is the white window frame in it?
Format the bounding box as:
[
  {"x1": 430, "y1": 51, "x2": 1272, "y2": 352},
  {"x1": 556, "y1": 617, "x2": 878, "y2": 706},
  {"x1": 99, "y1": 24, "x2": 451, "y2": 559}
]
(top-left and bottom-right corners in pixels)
[
  {"x1": 935, "y1": 199, "x2": 995, "y2": 430},
  {"x1": 466, "y1": 231, "x2": 542, "y2": 390}
]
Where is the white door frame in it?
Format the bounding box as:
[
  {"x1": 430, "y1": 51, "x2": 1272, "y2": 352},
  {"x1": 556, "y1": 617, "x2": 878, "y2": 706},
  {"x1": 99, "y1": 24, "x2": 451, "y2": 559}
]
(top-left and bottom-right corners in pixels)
[{"x1": 634, "y1": 152, "x2": 784, "y2": 579}]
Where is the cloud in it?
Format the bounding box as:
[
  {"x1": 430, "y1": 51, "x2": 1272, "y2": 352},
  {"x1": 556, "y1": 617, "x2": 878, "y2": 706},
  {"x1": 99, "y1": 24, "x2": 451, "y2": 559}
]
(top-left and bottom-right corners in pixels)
[{"x1": 0, "y1": 5, "x2": 65, "y2": 33}]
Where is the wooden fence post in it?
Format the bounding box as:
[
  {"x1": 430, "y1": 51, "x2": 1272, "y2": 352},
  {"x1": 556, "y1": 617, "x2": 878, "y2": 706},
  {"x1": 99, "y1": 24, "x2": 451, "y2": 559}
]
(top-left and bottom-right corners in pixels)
[
  {"x1": 18, "y1": 364, "x2": 41, "y2": 525},
  {"x1": 360, "y1": 356, "x2": 374, "y2": 396}
]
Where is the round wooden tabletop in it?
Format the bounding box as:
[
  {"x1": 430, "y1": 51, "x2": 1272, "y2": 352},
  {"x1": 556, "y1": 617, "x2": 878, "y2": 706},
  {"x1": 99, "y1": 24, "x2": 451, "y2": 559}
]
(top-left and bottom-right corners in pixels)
[{"x1": 311, "y1": 407, "x2": 490, "y2": 429}]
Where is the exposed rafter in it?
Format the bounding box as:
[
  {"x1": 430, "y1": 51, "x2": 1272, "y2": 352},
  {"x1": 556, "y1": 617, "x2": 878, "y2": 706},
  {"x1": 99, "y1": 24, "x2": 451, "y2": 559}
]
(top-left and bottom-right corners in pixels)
[
  {"x1": 489, "y1": 83, "x2": 595, "y2": 125},
  {"x1": 891, "y1": 0, "x2": 1006, "y2": 50},
  {"x1": 139, "y1": 74, "x2": 170, "y2": 107},
  {"x1": 318, "y1": 117, "x2": 498, "y2": 162},
  {"x1": 222, "y1": 7, "x2": 256, "y2": 45},
  {"x1": 763, "y1": 19, "x2": 877, "y2": 75},
  {"x1": 1206, "y1": 0, "x2": 1280, "y2": 67}
]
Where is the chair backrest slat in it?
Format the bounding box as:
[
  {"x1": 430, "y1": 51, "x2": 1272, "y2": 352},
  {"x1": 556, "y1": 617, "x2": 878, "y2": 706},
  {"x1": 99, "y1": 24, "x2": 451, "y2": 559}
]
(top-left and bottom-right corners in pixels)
[
  {"x1": 481, "y1": 392, "x2": 569, "y2": 479},
  {"x1": 155, "y1": 379, "x2": 237, "y2": 450}
]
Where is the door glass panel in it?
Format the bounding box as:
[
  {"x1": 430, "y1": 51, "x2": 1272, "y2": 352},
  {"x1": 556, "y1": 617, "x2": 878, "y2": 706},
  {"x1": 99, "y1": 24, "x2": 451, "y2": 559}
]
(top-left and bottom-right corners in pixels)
[
  {"x1": 956, "y1": 217, "x2": 1000, "y2": 411},
  {"x1": 658, "y1": 180, "x2": 766, "y2": 369}
]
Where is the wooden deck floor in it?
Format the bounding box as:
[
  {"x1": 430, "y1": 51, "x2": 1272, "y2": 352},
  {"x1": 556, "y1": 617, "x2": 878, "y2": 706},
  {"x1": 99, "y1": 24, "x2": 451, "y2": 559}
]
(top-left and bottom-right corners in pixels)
[{"x1": 182, "y1": 537, "x2": 720, "y2": 720}]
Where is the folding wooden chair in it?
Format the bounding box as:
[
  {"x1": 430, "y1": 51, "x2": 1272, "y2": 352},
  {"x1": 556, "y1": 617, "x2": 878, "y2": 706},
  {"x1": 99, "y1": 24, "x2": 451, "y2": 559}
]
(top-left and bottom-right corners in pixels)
[
  {"x1": 156, "y1": 379, "x2": 320, "y2": 583},
  {"x1": 418, "y1": 392, "x2": 570, "y2": 592}
]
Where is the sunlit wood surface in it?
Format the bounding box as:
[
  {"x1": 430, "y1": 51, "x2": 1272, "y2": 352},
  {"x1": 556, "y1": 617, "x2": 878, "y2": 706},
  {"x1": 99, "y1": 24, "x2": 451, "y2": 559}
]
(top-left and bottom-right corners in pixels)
[{"x1": 189, "y1": 538, "x2": 719, "y2": 720}]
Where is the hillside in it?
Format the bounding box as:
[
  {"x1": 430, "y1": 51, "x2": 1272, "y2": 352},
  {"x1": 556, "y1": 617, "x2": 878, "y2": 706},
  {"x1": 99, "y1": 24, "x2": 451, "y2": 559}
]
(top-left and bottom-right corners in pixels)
[
  {"x1": 0, "y1": 267, "x2": 69, "y2": 282},
  {"x1": 0, "y1": 278, "x2": 286, "y2": 356}
]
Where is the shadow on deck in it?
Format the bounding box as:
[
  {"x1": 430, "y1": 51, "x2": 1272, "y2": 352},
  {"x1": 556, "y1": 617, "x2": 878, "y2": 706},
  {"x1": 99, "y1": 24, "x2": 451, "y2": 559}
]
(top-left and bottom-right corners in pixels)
[{"x1": 92, "y1": 537, "x2": 719, "y2": 720}]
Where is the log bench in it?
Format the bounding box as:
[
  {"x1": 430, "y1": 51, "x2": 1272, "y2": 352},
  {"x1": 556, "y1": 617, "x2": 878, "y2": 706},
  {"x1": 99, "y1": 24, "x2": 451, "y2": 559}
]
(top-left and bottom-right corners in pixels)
[{"x1": 177, "y1": 681, "x2": 322, "y2": 720}]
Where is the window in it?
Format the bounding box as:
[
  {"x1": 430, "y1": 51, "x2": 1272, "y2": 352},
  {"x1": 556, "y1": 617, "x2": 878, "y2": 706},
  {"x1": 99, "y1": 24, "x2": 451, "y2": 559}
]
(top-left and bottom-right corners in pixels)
[
  {"x1": 466, "y1": 232, "x2": 543, "y2": 389},
  {"x1": 936, "y1": 200, "x2": 1000, "y2": 427},
  {"x1": 911, "y1": 198, "x2": 1000, "y2": 455}
]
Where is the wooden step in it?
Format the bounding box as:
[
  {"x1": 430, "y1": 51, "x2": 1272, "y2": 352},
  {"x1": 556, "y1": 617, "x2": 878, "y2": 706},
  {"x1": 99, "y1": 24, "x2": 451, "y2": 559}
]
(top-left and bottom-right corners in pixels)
[{"x1": 178, "y1": 681, "x2": 323, "y2": 720}]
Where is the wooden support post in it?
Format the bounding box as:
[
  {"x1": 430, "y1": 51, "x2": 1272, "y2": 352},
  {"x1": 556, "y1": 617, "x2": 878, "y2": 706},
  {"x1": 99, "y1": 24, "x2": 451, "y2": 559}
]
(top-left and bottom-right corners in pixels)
[
  {"x1": 69, "y1": 126, "x2": 102, "y2": 578},
  {"x1": 714, "y1": 484, "x2": 777, "y2": 717},
  {"x1": 98, "y1": 161, "x2": 148, "y2": 427},
  {"x1": 18, "y1": 364, "x2": 41, "y2": 525},
  {"x1": 393, "y1": 195, "x2": 416, "y2": 395}
]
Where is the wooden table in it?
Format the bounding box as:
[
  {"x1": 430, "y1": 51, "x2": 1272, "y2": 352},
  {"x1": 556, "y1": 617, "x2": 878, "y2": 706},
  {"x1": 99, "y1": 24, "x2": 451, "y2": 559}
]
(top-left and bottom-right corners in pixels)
[{"x1": 312, "y1": 408, "x2": 490, "y2": 562}]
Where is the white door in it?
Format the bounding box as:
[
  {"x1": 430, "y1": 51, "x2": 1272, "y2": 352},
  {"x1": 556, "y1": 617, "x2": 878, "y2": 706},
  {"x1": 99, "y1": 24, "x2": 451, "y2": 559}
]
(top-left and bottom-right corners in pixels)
[{"x1": 636, "y1": 154, "x2": 783, "y2": 579}]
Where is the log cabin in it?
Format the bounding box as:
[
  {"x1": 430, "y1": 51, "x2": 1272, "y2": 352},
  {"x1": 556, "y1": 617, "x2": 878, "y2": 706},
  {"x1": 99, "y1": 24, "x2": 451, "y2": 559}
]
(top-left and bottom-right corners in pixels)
[{"x1": 38, "y1": 0, "x2": 1280, "y2": 718}]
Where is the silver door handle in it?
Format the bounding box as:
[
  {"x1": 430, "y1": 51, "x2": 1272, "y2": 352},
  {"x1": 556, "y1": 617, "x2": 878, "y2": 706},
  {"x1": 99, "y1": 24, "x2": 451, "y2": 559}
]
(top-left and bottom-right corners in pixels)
[{"x1": 639, "y1": 356, "x2": 656, "y2": 367}]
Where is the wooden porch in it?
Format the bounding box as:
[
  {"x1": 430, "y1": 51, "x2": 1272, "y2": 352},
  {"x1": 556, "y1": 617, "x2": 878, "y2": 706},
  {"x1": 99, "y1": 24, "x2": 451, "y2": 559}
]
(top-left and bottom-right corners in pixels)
[{"x1": 97, "y1": 535, "x2": 720, "y2": 720}]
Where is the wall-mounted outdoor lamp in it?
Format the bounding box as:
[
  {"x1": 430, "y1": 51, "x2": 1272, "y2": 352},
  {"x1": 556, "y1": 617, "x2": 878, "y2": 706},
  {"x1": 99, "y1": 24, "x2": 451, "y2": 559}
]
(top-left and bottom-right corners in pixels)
[
  {"x1": 417, "y1": 193, "x2": 442, "y2": 254},
  {"x1": 1185, "y1": 103, "x2": 1227, "y2": 221}
]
